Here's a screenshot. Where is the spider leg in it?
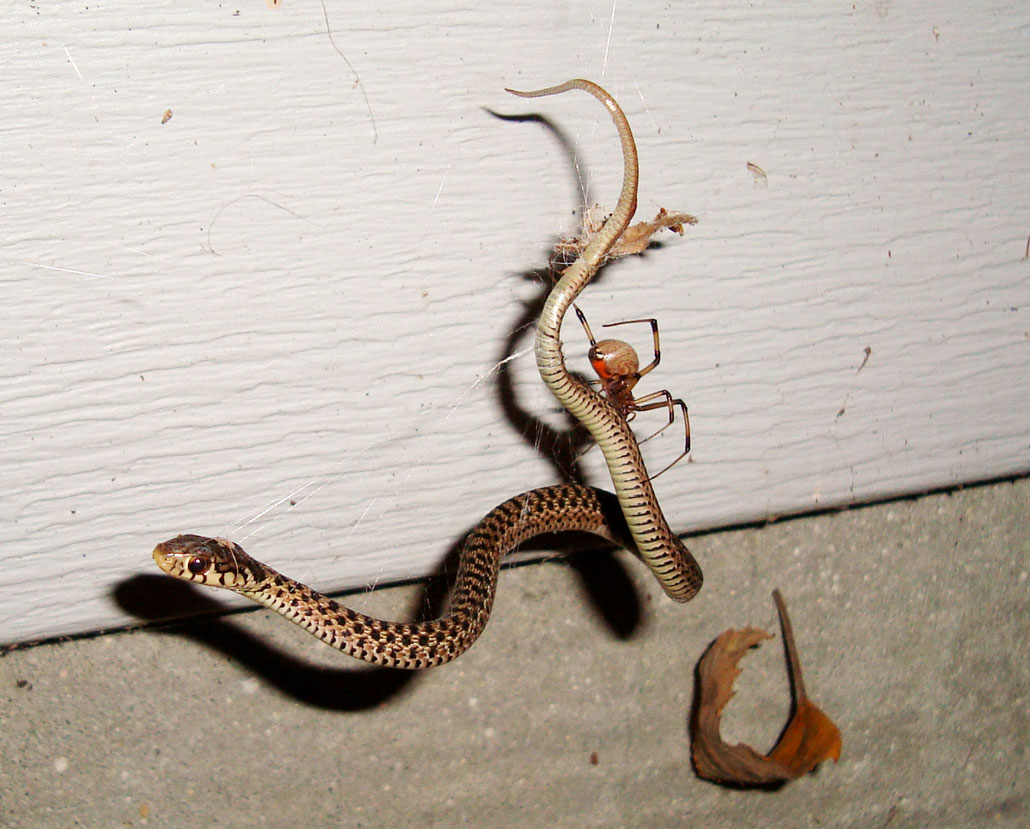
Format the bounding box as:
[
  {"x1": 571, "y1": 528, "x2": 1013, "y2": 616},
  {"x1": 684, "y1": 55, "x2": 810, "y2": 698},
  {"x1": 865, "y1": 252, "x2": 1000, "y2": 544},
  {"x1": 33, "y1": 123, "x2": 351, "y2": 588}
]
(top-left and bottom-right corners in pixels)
[
  {"x1": 573, "y1": 304, "x2": 599, "y2": 347},
  {"x1": 629, "y1": 391, "x2": 691, "y2": 479}
]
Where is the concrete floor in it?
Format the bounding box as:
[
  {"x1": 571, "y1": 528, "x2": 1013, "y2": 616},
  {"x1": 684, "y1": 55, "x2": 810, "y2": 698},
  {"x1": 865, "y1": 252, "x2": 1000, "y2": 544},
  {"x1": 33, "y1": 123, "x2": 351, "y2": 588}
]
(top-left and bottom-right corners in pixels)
[{"x1": 1, "y1": 478, "x2": 1027, "y2": 828}]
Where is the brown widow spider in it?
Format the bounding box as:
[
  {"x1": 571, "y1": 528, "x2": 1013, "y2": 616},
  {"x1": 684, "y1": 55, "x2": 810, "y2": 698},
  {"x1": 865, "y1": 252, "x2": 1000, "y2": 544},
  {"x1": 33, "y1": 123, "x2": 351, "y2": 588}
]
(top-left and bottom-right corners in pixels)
[{"x1": 574, "y1": 305, "x2": 691, "y2": 479}]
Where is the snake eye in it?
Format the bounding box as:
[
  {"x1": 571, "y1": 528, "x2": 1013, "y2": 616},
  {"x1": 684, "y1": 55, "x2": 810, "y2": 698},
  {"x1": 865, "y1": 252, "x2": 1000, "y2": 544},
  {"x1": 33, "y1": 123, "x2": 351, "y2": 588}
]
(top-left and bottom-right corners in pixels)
[{"x1": 187, "y1": 556, "x2": 209, "y2": 575}]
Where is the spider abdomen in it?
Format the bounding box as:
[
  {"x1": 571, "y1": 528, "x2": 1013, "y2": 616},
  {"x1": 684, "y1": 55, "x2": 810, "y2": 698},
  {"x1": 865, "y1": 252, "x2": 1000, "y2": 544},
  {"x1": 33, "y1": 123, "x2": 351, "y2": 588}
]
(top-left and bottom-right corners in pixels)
[{"x1": 589, "y1": 339, "x2": 641, "y2": 382}]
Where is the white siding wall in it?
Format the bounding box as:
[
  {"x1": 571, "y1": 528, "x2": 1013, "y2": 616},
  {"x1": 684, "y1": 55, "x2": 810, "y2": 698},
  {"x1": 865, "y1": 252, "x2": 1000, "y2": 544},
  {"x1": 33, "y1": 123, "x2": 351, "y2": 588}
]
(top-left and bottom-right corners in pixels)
[{"x1": 3, "y1": 1, "x2": 1028, "y2": 643}]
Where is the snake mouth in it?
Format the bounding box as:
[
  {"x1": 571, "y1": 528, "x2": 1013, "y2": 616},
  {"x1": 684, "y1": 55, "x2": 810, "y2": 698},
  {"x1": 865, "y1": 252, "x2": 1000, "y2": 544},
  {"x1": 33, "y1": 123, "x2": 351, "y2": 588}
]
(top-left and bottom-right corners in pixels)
[{"x1": 151, "y1": 545, "x2": 175, "y2": 573}]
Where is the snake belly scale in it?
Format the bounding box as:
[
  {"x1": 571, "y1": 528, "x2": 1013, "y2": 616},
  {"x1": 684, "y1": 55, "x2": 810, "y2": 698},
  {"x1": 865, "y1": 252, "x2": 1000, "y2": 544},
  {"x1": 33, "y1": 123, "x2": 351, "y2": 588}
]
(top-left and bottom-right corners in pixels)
[{"x1": 153, "y1": 79, "x2": 701, "y2": 670}]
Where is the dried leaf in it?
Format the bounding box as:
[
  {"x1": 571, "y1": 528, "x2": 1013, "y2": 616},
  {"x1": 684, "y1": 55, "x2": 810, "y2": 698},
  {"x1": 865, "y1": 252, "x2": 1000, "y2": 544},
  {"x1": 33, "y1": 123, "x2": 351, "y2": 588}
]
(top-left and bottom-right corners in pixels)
[
  {"x1": 553, "y1": 206, "x2": 698, "y2": 265},
  {"x1": 691, "y1": 627, "x2": 789, "y2": 785},
  {"x1": 690, "y1": 590, "x2": 842, "y2": 787}
]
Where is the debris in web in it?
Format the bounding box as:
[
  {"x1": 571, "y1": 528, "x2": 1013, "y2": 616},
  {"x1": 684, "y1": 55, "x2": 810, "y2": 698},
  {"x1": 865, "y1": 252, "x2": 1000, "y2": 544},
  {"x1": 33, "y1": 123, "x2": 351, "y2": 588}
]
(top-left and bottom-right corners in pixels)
[{"x1": 552, "y1": 206, "x2": 698, "y2": 267}]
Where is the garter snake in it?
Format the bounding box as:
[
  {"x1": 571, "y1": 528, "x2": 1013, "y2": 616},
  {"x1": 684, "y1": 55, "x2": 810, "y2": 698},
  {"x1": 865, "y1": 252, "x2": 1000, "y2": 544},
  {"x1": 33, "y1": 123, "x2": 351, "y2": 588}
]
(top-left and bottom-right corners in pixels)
[{"x1": 153, "y1": 79, "x2": 702, "y2": 669}]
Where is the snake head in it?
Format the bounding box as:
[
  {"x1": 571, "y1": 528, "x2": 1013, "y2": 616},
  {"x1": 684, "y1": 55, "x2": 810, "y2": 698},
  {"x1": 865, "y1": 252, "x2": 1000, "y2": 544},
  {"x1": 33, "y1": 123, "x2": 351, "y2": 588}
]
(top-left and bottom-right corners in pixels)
[{"x1": 152, "y1": 534, "x2": 262, "y2": 593}]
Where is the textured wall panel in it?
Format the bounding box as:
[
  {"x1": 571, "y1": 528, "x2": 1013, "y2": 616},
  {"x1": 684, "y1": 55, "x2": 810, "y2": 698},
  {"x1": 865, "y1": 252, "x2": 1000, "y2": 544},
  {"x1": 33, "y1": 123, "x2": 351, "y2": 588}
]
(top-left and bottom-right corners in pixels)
[{"x1": 2, "y1": 2, "x2": 1027, "y2": 642}]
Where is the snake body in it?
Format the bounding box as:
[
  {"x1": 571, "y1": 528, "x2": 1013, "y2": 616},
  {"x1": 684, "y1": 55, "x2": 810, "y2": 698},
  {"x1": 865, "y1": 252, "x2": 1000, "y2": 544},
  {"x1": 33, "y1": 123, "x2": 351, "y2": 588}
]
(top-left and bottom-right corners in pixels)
[
  {"x1": 153, "y1": 79, "x2": 701, "y2": 670},
  {"x1": 156, "y1": 485, "x2": 630, "y2": 669},
  {"x1": 509, "y1": 80, "x2": 702, "y2": 602}
]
